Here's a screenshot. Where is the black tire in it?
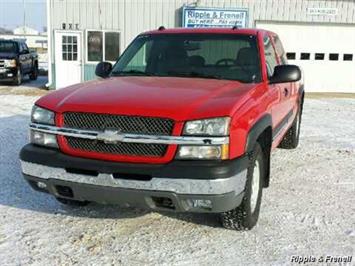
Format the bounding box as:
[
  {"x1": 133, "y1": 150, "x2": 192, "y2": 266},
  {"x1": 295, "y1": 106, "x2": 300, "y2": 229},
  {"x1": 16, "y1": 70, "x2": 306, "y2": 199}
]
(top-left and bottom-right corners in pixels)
[
  {"x1": 13, "y1": 68, "x2": 22, "y2": 86},
  {"x1": 29, "y1": 64, "x2": 38, "y2": 80},
  {"x1": 220, "y1": 142, "x2": 265, "y2": 230},
  {"x1": 56, "y1": 197, "x2": 90, "y2": 207},
  {"x1": 279, "y1": 103, "x2": 303, "y2": 149}
]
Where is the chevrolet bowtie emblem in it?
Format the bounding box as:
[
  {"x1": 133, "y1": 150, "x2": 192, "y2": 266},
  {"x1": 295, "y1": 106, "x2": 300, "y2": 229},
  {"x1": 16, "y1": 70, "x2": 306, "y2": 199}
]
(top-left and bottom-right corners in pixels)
[{"x1": 97, "y1": 129, "x2": 124, "y2": 144}]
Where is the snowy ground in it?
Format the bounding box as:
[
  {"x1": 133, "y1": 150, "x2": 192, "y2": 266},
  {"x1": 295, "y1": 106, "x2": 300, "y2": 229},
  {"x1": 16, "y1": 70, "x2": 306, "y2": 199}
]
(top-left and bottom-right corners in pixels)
[{"x1": 0, "y1": 92, "x2": 354, "y2": 265}]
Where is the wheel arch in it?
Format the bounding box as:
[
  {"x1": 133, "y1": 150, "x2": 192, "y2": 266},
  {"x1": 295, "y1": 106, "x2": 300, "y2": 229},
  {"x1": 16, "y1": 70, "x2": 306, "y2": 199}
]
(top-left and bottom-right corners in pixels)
[{"x1": 246, "y1": 114, "x2": 272, "y2": 188}]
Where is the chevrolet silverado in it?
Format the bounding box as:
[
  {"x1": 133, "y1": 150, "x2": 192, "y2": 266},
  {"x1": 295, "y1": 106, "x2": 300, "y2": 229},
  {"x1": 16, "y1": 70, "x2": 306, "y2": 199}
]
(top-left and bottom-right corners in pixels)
[{"x1": 20, "y1": 28, "x2": 303, "y2": 230}]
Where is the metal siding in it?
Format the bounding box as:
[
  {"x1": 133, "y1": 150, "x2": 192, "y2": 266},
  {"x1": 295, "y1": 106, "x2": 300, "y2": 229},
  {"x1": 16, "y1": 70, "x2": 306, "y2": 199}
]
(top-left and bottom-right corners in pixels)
[
  {"x1": 84, "y1": 64, "x2": 97, "y2": 81},
  {"x1": 49, "y1": 0, "x2": 355, "y2": 86},
  {"x1": 49, "y1": 0, "x2": 355, "y2": 49}
]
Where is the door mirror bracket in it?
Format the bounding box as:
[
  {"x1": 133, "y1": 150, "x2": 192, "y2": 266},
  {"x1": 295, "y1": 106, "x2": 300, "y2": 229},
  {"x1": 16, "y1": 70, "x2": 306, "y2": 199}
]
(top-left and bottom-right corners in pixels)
[{"x1": 95, "y1": 62, "x2": 113, "y2": 78}]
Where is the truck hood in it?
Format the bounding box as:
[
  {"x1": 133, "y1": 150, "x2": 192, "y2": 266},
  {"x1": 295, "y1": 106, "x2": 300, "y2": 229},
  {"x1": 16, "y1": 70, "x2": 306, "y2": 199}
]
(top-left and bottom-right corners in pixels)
[
  {"x1": 0, "y1": 52, "x2": 17, "y2": 59},
  {"x1": 37, "y1": 76, "x2": 259, "y2": 121}
]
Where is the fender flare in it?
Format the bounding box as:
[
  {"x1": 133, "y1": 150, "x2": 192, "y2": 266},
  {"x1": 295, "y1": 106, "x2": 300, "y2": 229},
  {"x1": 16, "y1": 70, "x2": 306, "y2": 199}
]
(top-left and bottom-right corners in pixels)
[{"x1": 245, "y1": 114, "x2": 272, "y2": 153}]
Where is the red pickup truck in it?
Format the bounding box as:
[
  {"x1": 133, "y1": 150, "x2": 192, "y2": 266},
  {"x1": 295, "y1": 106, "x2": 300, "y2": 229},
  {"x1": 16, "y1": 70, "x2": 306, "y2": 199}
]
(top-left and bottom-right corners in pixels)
[{"x1": 20, "y1": 28, "x2": 303, "y2": 230}]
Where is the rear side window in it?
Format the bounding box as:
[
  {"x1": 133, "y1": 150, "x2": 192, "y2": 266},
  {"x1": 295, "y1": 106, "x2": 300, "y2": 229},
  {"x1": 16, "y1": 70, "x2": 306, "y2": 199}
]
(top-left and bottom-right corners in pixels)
[{"x1": 263, "y1": 35, "x2": 278, "y2": 77}]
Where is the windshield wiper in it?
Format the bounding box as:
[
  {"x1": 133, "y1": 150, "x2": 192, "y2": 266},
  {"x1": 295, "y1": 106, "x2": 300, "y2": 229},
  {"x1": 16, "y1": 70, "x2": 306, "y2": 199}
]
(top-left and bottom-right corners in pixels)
[
  {"x1": 111, "y1": 70, "x2": 154, "y2": 76},
  {"x1": 167, "y1": 71, "x2": 222, "y2": 80}
]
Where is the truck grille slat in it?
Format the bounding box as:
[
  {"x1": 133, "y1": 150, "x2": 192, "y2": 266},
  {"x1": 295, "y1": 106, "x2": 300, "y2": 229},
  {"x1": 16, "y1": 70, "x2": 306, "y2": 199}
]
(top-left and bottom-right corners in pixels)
[
  {"x1": 62, "y1": 112, "x2": 174, "y2": 158},
  {"x1": 67, "y1": 137, "x2": 167, "y2": 157},
  {"x1": 64, "y1": 113, "x2": 174, "y2": 135}
]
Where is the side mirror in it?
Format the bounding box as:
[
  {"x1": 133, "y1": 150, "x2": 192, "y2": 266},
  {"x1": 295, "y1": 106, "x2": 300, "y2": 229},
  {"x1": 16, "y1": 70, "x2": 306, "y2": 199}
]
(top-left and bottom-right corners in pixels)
[
  {"x1": 269, "y1": 65, "x2": 301, "y2": 84},
  {"x1": 95, "y1": 62, "x2": 112, "y2": 78},
  {"x1": 22, "y1": 49, "x2": 29, "y2": 54}
]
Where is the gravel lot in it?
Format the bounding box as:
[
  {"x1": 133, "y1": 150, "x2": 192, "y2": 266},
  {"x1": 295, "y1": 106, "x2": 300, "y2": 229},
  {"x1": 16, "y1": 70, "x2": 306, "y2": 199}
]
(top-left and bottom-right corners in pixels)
[{"x1": 0, "y1": 88, "x2": 354, "y2": 265}]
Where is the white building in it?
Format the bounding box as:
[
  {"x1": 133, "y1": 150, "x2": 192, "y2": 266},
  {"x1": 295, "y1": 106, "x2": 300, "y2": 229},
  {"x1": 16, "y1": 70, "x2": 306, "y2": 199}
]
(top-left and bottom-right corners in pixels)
[
  {"x1": 13, "y1": 26, "x2": 39, "y2": 35},
  {"x1": 46, "y1": 0, "x2": 355, "y2": 92}
]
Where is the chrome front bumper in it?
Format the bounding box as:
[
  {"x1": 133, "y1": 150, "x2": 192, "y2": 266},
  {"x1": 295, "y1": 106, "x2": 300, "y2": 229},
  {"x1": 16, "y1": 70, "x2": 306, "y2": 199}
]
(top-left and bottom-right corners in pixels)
[
  {"x1": 21, "y1": 161, "x2": 247, "y2": 196},
  {"x1": 20, "y1": 144, "x2": 248, "y2": 212}
]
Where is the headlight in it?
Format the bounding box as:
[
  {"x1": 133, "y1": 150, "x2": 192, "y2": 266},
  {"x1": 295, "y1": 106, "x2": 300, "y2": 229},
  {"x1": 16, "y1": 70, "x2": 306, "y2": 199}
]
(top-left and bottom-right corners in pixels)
[
  {"x1": 30, "y1": 130, "x2": 58, "y2": 148},
  {"x1": 4, "y1": 59, "x2": 16, "y2": 68},
  {"x1": 176, "y1": 144, "x2": 229, "y2": 160},
  {"x1": 31, "y1": 105, "x2": 55, "y2": 125},
  {"x1": 183, "y1": 117, "x2": 230, "y2": 136}
]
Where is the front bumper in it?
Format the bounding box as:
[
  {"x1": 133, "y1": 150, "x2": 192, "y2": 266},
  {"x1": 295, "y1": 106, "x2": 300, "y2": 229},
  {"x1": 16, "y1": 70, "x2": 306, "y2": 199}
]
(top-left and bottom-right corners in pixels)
[
  {"x1": 20, "y1": 144, "x2": 249, "y2": 213},
  {"x1": 0, "y1": 67, "x2": 17, "y2": 81}
]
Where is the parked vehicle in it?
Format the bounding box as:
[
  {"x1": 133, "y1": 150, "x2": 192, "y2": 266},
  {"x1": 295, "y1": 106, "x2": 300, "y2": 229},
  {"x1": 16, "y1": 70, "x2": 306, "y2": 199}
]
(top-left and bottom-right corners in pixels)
[
  {"x1": 0, "y1": 39, "x2": 38, "y2": 85},
  {"x1": 20, "y1": 28, "x2": 304, "y2": 230}
]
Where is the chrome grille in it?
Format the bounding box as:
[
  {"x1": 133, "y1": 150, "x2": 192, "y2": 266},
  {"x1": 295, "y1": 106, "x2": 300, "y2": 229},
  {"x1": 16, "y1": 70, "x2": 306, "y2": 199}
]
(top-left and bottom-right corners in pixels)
[
  {"x1": 63, "y1": 112, "x2": 174, "y2": 157},
  {"x1": 66, "y1": 137, "x2": 167, "y2": 157},
  {"x1": 63, "y1": 112, "x2": 174, "y2": 135}
]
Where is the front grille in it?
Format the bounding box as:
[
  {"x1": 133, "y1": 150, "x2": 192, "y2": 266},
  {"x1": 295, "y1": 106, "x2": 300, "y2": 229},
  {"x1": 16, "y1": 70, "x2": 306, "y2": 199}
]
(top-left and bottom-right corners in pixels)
[
  {"x1": 66, "y1": 137, "x2": 167, "y2": 157},
  {"x1": 63, "y1": 112, "x2": 174, "y2": 135},
  {"x1": 0, "y1": 60, "x2": 4, "y2": 68},
  {"x1": 62, "y1": 112, "x2": 174, "y2": 157}
]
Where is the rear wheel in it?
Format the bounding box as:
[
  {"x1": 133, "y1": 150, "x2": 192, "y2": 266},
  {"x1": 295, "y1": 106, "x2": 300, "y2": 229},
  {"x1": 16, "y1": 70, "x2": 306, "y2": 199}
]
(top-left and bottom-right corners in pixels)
[
  {"x1": 220, "y1": 143, "x2": 265, "y2": 230},
  {"x1": 29, "y1": 64, "x2": 38, "y2": 80},
  {"x1": 56, "y1": 197, "x2": 90, "y2": 207},
  {"x1": 279, "y1": 102, "x2": 303, "y2": 149}
]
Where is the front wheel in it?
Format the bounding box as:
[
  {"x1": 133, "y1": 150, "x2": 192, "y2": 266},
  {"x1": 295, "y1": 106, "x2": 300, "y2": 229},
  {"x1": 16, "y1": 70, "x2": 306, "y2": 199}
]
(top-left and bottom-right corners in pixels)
[
  {"x1": 13, "y1": 68, "x2": 22, "y2": 86},
  {"x1": 220, "y1": 142, "x2": 265, "y2": 230}
]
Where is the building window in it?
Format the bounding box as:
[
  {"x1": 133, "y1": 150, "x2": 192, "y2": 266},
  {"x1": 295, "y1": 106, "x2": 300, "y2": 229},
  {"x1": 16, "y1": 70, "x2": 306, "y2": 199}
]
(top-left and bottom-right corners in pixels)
[
  {"x1": 343, "y1": 54, "x2": 353, "y2": 61},
  {"x1": 87, "y1": 30, "x2": 120, "y2": 63},
  {"x1": 286, "y1": 52, "x2": 296, "y2": 60},
  {"x1": 62, "y1": 35, "x2": 78, "y2": 61},
  {"x1": 105, "y1": 32, "x2": 120, "y2": 62},
  {"x1": 300, "y1": 53, "x2": 310, "y2": 60},
  {"x1": 87, "y1": 31, "x2": 103, "y2": 62},
  {"x1": 315, "y1": 53, "x2": 324, "y2": 60},
  {"x1": 329, "y1": 53, "x2": 339, "y2": 61}
]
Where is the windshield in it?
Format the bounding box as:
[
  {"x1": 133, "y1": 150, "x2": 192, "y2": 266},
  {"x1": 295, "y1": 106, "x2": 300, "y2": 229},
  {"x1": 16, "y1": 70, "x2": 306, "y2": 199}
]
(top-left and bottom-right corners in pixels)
[
  {"x1": 0, "y1": 41, "x2": 18, "y2": 53},
  {"x1": 111, "y1": 34, "x2": 261, "y2": 83}
]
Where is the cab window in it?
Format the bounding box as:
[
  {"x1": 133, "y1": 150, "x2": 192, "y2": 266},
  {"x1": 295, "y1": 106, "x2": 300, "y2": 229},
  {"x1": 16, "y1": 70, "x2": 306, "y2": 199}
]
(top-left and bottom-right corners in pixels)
[
  {"x1": 272, "y1": 35, "x2": 288, "y2": 65},
  {"x1": 263, "y1": 35, "x2": 278, "y2": 77}
]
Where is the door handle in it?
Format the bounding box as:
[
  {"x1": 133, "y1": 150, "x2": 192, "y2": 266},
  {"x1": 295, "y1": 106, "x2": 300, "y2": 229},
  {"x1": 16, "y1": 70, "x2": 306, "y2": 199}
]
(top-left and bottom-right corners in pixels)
[{"x1": 283, "y1": 88, "x2": 289, "y2": 96}]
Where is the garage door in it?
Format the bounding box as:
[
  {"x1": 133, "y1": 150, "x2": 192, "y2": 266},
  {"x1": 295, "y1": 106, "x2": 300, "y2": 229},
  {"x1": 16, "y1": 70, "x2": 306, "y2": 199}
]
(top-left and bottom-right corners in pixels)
[{"x1": 256, "y1": 22, "x2": 355, "y2": 93}]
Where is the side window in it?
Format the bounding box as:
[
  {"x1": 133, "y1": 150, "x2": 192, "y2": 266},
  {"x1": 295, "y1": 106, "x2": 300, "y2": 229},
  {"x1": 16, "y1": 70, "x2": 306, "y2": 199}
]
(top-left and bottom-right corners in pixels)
[
  {"x1": 272, "y1": 35, "x2": 287, "y2": 64},
  {"x1": 263, "y1": 35, "x2": 278, "y2": 77},
  {"x1": 22, "y1": 43, "x2": 29, "y2": 53},
  {"x1": 18, "y1": 43, "x2": 23, "y2": 53}
]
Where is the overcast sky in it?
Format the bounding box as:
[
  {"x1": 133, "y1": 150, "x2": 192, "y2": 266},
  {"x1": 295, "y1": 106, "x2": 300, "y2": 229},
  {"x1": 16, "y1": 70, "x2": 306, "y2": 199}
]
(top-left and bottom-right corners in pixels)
[{"x1": 0, "y1": 0, "x2": 46, "y2": 32}]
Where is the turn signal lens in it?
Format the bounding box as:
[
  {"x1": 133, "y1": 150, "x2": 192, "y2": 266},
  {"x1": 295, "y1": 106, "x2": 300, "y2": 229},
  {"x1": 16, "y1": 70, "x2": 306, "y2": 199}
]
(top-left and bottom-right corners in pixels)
[
  {"x1": 176, "y1": 144, "x2": 229, "y2": 160},
  {"x1": 30, "y1": 130, "x2": 58, "y2": 148}
]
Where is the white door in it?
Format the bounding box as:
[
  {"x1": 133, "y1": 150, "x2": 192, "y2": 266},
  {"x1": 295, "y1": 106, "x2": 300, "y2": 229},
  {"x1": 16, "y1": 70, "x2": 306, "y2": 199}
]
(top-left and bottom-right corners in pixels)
[
  {"x1": 55, "y1": 31, "x2": 82, "y2": 89},
  {"x1": 256, "y1": 22, "x2": 355, "y2": 93}
]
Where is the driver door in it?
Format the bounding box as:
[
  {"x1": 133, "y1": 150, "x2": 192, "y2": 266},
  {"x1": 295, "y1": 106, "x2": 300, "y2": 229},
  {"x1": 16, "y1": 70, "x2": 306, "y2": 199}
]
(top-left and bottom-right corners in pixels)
[{"x1": 264, "y1": 34, "x2": 290, "y2": 138}]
